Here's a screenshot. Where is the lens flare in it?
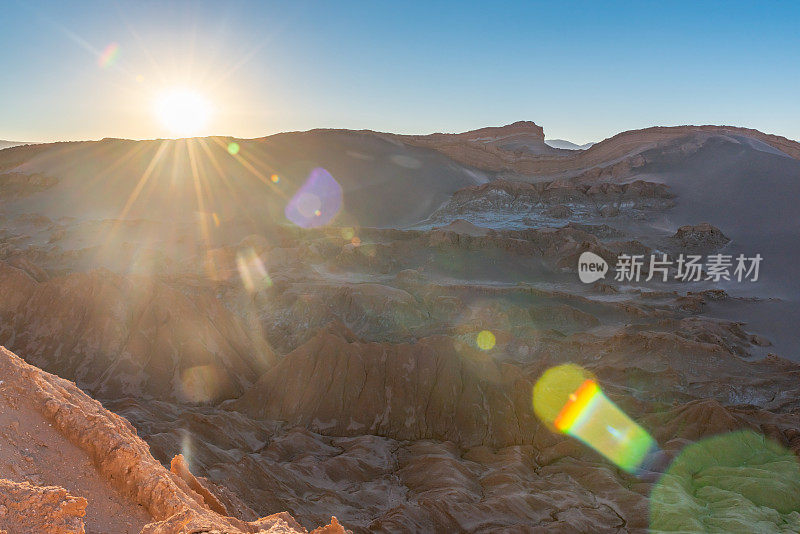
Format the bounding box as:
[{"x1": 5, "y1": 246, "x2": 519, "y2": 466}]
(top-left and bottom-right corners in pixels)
[
  {"x1": 651, "y1": 430, "x2": 800, "y2": 532},
  {"x1": 533, "y1": 364, "x2": 658, "y2": 474},
  {"x1": 270, "y1": 174, "x2": 280, "y2": 183},
  {"x1": 227, "y1": 142, "x2": 240, "y2": 155},
  {"x1": 236, "y1": 247, "x2": 272, "y2": 293},
  {"x1": 476, "y1": 330, "x2": 496, "y2": 350},
  {"x1": 98, "y1": 42, "x2": 120, "y2": 68},
  {"x1": 180, "y1": 428, "x2": 193, "y2": 471},
  {"x1": 180, "y1": 365, "x2": 222, "y2": 403},
  {"x1": 285, "y1": 168, "x2": 342, "y2": 228}
]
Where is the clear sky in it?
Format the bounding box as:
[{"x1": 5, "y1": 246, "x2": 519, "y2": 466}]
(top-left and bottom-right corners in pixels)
[{"x1": 2, "y1": 0, "x2": 799, "y2": 144}]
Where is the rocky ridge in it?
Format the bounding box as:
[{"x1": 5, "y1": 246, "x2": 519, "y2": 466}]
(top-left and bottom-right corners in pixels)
[
  {"x1": 422, "y1": 178, "x2": 675, "y2": 228},
  {"x1": 0, "y1": 345, "x2": 347, "y2": 534},
  {"x1": 399, "y1": 123, "x2": 800, "y2": 176}
]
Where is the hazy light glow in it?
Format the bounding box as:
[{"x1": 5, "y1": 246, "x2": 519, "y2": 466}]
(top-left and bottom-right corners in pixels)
[
  {"x1": 533, "y1": 364, "x2": 658, "y2": 474},
  {"x1": 155, "y1": 88, "x2": 212, "y2": 137}
]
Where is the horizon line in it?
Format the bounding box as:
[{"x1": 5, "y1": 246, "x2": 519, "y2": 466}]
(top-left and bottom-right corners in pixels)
[{"x1": 4, "y1": 121, "x2": 799, "y2": 146}]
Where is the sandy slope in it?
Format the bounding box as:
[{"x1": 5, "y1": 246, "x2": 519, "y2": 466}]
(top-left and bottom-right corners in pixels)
[
  {"x1": 633, "y1": 136, "x2": 800, "y2": 357},
  {"x1": 0, "y1": 380, "x2": 152, "y2": 533}
]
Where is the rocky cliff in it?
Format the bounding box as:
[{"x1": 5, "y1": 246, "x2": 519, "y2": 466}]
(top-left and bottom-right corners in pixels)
[{"x1": 0, "y1": 345, "x2": 347, "y2": 534}]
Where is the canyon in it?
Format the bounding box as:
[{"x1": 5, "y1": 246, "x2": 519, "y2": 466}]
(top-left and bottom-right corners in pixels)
[{"x1": 1, "y1": 121, "x2": 799, "y2": 532}]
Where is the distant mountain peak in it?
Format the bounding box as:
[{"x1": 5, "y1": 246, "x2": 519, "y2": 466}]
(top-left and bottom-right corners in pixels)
[
  {"x1": 459, "y1": 121, "x2": 545, "y2": 140},
  {"x1": 504, "y1": 120, "x2": 544, "y2": 130},
  {"x1": 545, "y1": 139, "x2": 596, "y2": 150},
  {"x1": 0, "y1": 140, "x2": 28, "y2": 151}
]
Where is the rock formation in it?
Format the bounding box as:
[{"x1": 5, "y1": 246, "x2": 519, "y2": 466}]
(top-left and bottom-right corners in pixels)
[
  {"x1": 423, "y1": 178, "x2": 675, "y2": 228},
  {"x1": 0, "y1": 480, "x2": 87, "y2": 534},
  {"x1": 0, "y1": 345, "x2": 347, "y2": 534},
  {"x1": 0, "y1": 265, "x2": 273, "y2": 401},
  {"x1": 671, "y1": 222, "x2": 730, "y2": 252},
  {"x1": 230, "y1": 323, "x2": 537, "y2": 448}
]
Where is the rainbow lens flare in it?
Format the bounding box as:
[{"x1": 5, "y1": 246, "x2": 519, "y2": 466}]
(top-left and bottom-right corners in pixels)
[
  {"x1": 98, "y1": 42, "x2": 120, "y2": 68},
  {"x1": 285, "y1": 167, "x2": 342, "y2": 228},
  {"x1": 533, "y1": 364, "x2": 657, "y2": 474}
]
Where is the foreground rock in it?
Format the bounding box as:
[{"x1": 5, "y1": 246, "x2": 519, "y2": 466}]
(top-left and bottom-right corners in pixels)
[
  {"x1": 0, "y1": 346, "x2": 348, "y2": 534},
  {"x1": 0, "y1": 480, "x2": 86, "y2": 534}
]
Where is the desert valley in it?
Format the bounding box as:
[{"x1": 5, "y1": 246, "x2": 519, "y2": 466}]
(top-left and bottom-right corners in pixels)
[{"x1": 1, "y1": 120, "x2": 800, "y2": 532}]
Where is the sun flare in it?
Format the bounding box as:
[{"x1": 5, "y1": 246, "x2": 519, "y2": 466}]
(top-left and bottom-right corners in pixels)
[{"x1": 155, "y1": 88, "x2": 212, "y2": 137}]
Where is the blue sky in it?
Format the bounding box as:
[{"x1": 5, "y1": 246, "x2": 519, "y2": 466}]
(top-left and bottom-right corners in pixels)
[{"x1": 2, "y1": 0, "x2": 799, "y2": 143}]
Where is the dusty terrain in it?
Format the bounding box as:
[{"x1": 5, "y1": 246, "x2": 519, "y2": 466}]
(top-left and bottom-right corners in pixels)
[{"x1": 0, "y1": 121, "x2": 799, "y2": 532}]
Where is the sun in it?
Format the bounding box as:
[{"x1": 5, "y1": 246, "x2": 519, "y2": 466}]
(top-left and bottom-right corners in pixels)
[{"x1": 155, "y1": 88, "x2": 212, "y2": 137}]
